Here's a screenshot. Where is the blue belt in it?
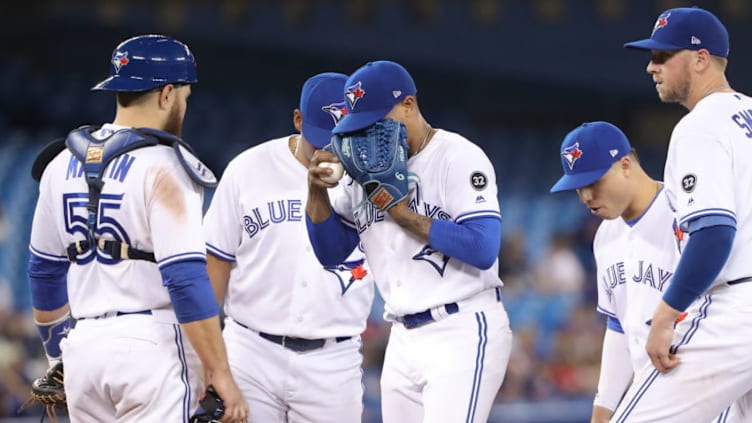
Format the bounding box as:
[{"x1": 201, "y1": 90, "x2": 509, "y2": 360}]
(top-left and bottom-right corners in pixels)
[
  {"x1": 78, "y1": 310, "x2": 152, "y2": 320},
  {"x1": 396, "y1": 286, "x2": 502, "y2": 329},
  {"x1": 233, "y1": 320, "x2": 350, "y2": 353}
]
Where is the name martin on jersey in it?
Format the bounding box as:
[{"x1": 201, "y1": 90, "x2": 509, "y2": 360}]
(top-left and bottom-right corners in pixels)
[
  {"x1": 601, "y1": 260, "x2": 673, "y2": 303},
  {"x1": 65, "y1": 154, "x2": 136, "y2": 182}
]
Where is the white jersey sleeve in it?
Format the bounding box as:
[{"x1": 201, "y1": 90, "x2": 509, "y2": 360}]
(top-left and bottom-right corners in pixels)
[
  {"x1": 29, "y1": 157, "x2": 70, "y2": 263},
  {"x1": 664, "y1": 92, "x2": 752, "y2": 285},
  {"x1": 443, "y1": 142, "x2": 501, "y2": 222},
  {"x1": 666, "y1": 120, "x2": 735, "y2": 231},
  {"x1": 592, "y1": 222, "x2": 617, "y2": 319},
  {"x1": 203, "y1": 156, "x2": 243, "y2": 262},
  {"x1": 146, "y1": 158, "x2": 208, "y2": 266}
]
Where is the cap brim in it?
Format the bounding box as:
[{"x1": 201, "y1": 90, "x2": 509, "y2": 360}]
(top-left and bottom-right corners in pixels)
[
  {"x1": 624, "y1": 38, "x2": 683, "y2": 52},
  {"x1": 333, "y1": 108, "x2": 391, "y2": 134},
  {"x1": 301, "y1": 121, "x2": 333, "y2": 150},
  {"x1": 550, "y1": 168, "x2": 609, "y2": 193}
]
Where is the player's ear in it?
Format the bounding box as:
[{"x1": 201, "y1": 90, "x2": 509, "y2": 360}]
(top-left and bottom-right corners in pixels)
[
  {"x1": 156, "y1": 84, "x2": 175, "y2": 111},
  {"x1": 619, "y1": 155, "x2": 632, "y2": 176},
  {"x1": 694, "y1": 49, "x2": 712, "y2": 71},
  {"x1": 293, "y1": 108, "x2": 303, "y2": 132}
]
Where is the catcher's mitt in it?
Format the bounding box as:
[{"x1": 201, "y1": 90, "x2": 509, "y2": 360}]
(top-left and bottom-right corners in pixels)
[
  {"x1": 19, "y1": 362, "x2": 66, "y2": 422},
  {"x1": 190, "y1": 385, "x2": 225, "y2": 423},
  {"x1": 331, "y1": 118, "x2": 409, "y2": 210}
]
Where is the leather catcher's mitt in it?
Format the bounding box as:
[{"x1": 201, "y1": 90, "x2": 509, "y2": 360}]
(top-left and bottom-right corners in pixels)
[
  {"x1": 20, "y1": 362, "x2": 66, "y2": 422},
  {"x1": 331, "y1": 118, "x2": 409, "y2": 210},
  {"x1": 190, "y1": 385, "x2": 225, "y2": 423}
]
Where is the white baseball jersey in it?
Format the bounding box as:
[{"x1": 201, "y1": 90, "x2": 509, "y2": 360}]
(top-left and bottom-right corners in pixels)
[
  {"x1": 665, "y1": 92, "x2": 752, "y2": 286},
  {"x1": 30, "y1": 124, "x2": 205, "y2": 319},
  {"x1": 330, "y1": 128, "x2": 503, "y2": 316},
  {"x1": 29, "y1": 123, "x2": 207, "y2": 420},
  {"x1": 594, "y1": 188, "x2": 679, "y2": 373},
  {"x1": 203, "y1": 135, "x2": 374, "y2": 338},
  {"x1": 612, "y1": 92, "x2": 752, "y2": 422}
]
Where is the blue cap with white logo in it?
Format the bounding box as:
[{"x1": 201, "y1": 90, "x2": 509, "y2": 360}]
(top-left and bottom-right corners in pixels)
[
  {"x1": 550, "y1": 122, "x2": 632, "y2": 193},
  {"x1": 624, "y1": 7, "x2": 729, "y2": 58},
  {"x1": 300, "y1": 72, "x2": 349, "y2": 149},
  {"x1": 333, "y1": 61, "x2": 417, "y2": 134}
]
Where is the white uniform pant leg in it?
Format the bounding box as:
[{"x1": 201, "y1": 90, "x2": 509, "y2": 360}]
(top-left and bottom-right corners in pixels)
[
  {"x1": 611, "y1": 284, "x2": 752, "y2": 423},
  {"x1": 381, "y1": 303, "x2": 512, "y2": 423},
  {"x1": 224, "y1": 319, "x2": 364, "y2": 423},
  {"x1": 62, "y1": 315, "x2": 202, "y2": 423}
]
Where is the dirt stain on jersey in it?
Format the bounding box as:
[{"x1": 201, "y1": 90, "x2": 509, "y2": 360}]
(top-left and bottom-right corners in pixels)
[{"x1": 153, "y1": 167, "x2": 186, "y2": 223}]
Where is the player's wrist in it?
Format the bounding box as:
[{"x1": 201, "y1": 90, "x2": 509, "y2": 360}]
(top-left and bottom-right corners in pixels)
[{"x1": 652, "y1": 300, "x2": 683, "y2": 325}]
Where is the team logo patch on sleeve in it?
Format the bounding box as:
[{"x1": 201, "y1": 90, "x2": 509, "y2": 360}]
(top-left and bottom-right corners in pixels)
[
  {"x1": 681, "y1": 174, "x2": 697, "y2": 193},
  {"x1": 470, "y1": 171, "x2": 488, "y2": 191}
]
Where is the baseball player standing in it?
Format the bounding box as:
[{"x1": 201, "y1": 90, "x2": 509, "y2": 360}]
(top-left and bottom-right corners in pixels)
[
  {"x1": 550, "y1": 121, "x2": 740, "y2": 423},
  {"x1": 203, "y1": 72, "x2": 374, "y2": 422},
  {"x1": 26, "y1": 35, "x2": 247, "y2": 422},
  {"x1": 609, "y1": 7, "x2": 752, "y2": 422},
  {"x1": 305, "y1": 60, "x2": 512, "y2": 423}
]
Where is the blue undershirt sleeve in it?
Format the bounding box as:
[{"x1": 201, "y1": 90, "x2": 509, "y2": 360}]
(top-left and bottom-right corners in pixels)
[
  {"x1": 428, "y1": 216, "x2": 501, "y2": 270},
  {"x1": 159, "y1": 260, "x2": 219, "y2": 323},
  {"x1": 606, "y1": 316, "x2": 624, "y2": 333},
  {"x1": 306, "y1": 212, "x2": 360, "y2": 267},
  {"x1": 662, "y1": 219, "x2": 735, "y2": 311},
  {"x1": 28, "y1": 253, "x2": 69, "y2": 311}
]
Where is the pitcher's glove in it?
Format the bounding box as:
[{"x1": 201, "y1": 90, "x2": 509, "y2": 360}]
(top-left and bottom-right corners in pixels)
[
  {"x1": 20, "y1": 362, "x2": 66, "y2": 422},
  {"x1": 331, "y1": 118, "x2": 409, "y2": 210}
]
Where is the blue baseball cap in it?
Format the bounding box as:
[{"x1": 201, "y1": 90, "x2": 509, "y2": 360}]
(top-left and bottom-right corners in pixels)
[
  {"x1": 299, "y1": 72, "x2": 349, "y2": 149},
  {"x1": 624, "y1": 7, "x2": 729, "y2": 58},
  {"x1": 550, "y1": 122, "x2": 632, "y2": 193},
  {"x1": 333, "y1": 61, "x2": 417, "y2": 134}
]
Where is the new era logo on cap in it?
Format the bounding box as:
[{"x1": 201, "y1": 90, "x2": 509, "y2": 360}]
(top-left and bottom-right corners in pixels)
[
  {"x1": 625, "y1": 7, "x2": 730, "y2": 58},
  {"x1": 550, "y1": 121, "x2": 632, "y2": 193}
]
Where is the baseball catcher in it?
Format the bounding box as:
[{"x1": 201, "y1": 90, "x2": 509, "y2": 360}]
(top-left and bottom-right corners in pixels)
[
  {"x1": 19, "y1": 362, "x2": 66, "y2": 422},
  {"x1": 330, "y1": 118, "x2": 409, "y2": 210}
]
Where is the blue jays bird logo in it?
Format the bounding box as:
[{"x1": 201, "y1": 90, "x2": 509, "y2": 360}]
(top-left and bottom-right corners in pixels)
[
  {"x1": 412, "y1": 245, "x2": 450, "y2": 276},
  {"x1": 345, "y1": 82, "x2": 366, "y2": 110},
  {"x1": 321, "y1": 101, "x2": 348, "y2": 125},
  {"x1": 652, "y1": 12, "x2": 670, "y2": 34},
  {"x1": 324, "y1": 259, "x2": 368, "y2": 295},
  {"x1": 561, "y1": 142, "x2": 583, "y2": 170},
  {"x1": 111, "y1": 51, "x2": 129, "y2": 73}
]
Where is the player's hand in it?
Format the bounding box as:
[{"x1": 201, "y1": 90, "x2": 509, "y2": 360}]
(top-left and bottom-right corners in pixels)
[
  {"x1": 590, "y1": 405, "x2": 612, "y2": 423},
  {"x1": 308, "y1": 149, "x2": 341, "y2": 189},
  {"x1": 645, "y1": 301, "x2": 682, "y2": 373},
  {"x1": 209, "y1": 370, "x2": 249, "y2": 423}
]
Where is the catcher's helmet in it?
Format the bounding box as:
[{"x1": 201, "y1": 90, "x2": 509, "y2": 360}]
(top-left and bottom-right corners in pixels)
[{"x1": 92, "y1": 34, "x2": 197, "y2": 92}]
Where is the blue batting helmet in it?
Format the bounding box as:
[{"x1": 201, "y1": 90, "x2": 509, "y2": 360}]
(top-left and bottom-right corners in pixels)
[{"x1": 92, "y1": 34, "x2": 198, "y2": 92}]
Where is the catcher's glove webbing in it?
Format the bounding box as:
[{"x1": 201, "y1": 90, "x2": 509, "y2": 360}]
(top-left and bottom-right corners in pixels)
[
  {"x1": 19, "y1": 362, "x2": 66, "y2": 423},
  {"x1": 332, "y1": 118, "x2": 409, "y2": 210},
  {"x1": 190, "y1": 385, "x2": 225, "y2": 423}
]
